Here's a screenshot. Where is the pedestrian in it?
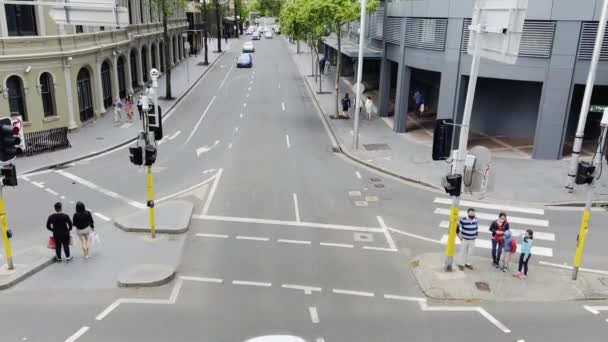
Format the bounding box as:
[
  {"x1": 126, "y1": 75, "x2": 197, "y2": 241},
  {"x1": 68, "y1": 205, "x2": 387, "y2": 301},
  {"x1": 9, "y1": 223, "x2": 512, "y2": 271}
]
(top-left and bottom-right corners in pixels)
[
  {"x1": 489, "y1": 212, "x2": 510, "y2": 268},
  {"x1": 319, "y1": 58, "x2": 326, "y2": 74},
  {"x1": 341, "y1": 93, "x2": 351, "y2": 119},
  {"x1": 501, "y1": 229, "x2": 516, "y2": 272},
  {"x1": 73, "y1": 202, "x2": 95, "y2": 259},
  {"x1": 457, "y1": 208, "x2": 479, "y2": 271},
  {"x1": 46, "y1": 202, "x2": 73, "y2": 262},
  {"x1": 125, "y1": 94, "x2": 134, "y2": 122},
  {"x1": 113, "y1": 96, "x2": 123, "y2": 123},
  {"x1": 137, "y1": 94, "x2": 144, "y2": 120},
  {"x1": 414, "y1": 90, "x2": 425, "y2": 117},
  {"x1": 515, "y1": 229, "x2": 534, "y2": 279},
  {"x1": 365, "y1": 96, "x2": 374, "y2": 121},
  {"x1": 325, "y1": 59, "x2": 331, "y2": 75}
]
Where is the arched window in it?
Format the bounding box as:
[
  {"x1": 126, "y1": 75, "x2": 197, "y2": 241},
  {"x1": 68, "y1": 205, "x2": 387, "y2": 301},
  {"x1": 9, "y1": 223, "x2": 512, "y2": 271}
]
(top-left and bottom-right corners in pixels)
[
  {"x1": 77, "y1": 68, "x2": 94, "y2": 122},
  {"x1": 7, "y1": 75, "x2": 27, "y2": 120},
  {"x1": 39, "y1": 72, "x2": 56, "y2": 117},
  {"x1": 130, "y1": 49, "x2": 138, "y2": 88},
  {"x1": 139, "y1": 0, "x2": 144, "y2": 23},
  {"x1": 101, "y1": 61, "x2": 113, "y2": 108},
  {"x1": 141, "y1": 46, "x2": 149, "y2": 83}
]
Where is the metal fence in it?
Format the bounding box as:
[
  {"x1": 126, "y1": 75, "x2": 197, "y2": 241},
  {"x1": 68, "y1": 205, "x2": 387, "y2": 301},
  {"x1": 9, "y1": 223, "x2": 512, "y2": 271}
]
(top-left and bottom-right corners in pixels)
[{"x1": 22, "y1": 127, "x2": 71, "y2": 156}]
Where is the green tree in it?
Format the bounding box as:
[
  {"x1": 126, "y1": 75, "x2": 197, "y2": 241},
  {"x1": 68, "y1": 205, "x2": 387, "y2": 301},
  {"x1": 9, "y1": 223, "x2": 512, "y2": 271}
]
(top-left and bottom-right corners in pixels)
[
  {"x1": 279, "y1": 0, "x2": 307, "y2": 54},
  {"x1": 257, "y1": 0, "x2": 283, "y2": 17}
]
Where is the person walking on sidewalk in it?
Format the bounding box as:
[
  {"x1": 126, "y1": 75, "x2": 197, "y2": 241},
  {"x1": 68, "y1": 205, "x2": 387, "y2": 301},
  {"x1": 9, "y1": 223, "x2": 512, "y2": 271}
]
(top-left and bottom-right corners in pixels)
[
  {"x1": 341, "y1": 93, "x2": 351, "y2": 119},
  {"x1": 73, "y1": 202, "x2": 95, "y2": 259},
  {"x1": 457, "y1": 208, "x2": 479, "y2": 271},
  {"x1": 125, "y1": 94, "x2": 134, "y2": 122},
  {"x1": 365, "y1": 97, "x2": 374, "y2": 121},
  {"x1": 113, "y1": 96, "x2": 123, "y2": 123},
  {"x1": 137, "y1": 94, "x2": 144, "y2": 120},
  {"x1": 501, "y1": 229, "x2": 517, "y2": 272},
  {"x1": 414, "y1": 90, "x2": 425, "y2": 118},
  {"x1": 489, "y1": 212, "x2": 510, "y2": 268},
  {"x1": 46, "y1": 202, "x2": 73, "y2": 262},
  {"x1": 515, "y1": 229, "x2": 534, "y2": 279}
]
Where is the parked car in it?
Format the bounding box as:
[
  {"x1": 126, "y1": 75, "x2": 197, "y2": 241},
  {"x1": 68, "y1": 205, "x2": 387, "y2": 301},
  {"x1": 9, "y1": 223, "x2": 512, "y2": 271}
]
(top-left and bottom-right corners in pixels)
[
  {"x1": 251, "y1": 32, "x2": 261, "y2": 40},
  {"x1": 264, "y1": 31, "x2": 273, "y2": 39},
  {"x1": 236, "y1": 53, "x2": 253, "y2": 68},
  {"x1": 242, "y1": 41, "x2": 255, "y2": 52}
]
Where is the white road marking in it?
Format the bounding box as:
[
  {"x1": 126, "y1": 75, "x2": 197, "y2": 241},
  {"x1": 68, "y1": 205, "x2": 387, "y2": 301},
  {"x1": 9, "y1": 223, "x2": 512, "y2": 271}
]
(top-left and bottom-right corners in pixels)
[
  {"x1": 196, "y1": 140, "x2": 221, "y2": 157},
  {"x1": 285, "y1": 134, "x2": 291, "y2": 148},
  {"x1": 93, "y1": 212, "x2": 111, "y2": 222},
  {"x1": 355, "y1": 171, "x2": 362, "y2": 179},
  {"x1": 196, "y1": 233, "x2": 229, "y2": 239},
  {"x1": 201, "y1": 168, "x2": 223, "y2": 215},
  {"x1": 246, "y1": 93, "x2": 249, "y2": 98},
  {"x1": 316, "y1": 339, "x2": 325, "y2": 342},
  {"x1": 32, "y1": 181, "x2": 45, "y2": 188},
  {"x1": 55, "y1": 170, "x2": 146, "y2": 209},
  {"x1": 309, "y1": 307, "x2": 320, "y2": 324},
  {"x1": 320, "y1": 242, "x2": 354, "y2": 248},
  {"x1": 249, "y1": 80, "x2": 253, "y2": 85},
  {"x1": 20, "y1": 175, "x2": 30, "y2": 181},
  {"x1": 167, "y1": 130, "x2": 182, "y2": 140},
  {"x1": 243, "y1": 102, "x2": 247, "y2": 108},
  {"x1": 168, "y1": 277, "x2": 184, "y2": 303},
  {"x1": 240, "y1": 113, "x2": 244, "y2": 118},
  {"x1": 388, "y1": 227, "x2": 442, "y2": 244},
  {"x1": 96, "y1": 299, "x2": 124, "y2": 320},
  {"x1": 193, "y1": 215, "x2": 384, "y2": 233},
  {"x1": 234, "y1": 126, "x2": 239, "y2": 132},
  {"x1": 278, "y1": 239, "x2": 311, "y2": 245},
  {"x1": 477, "y1": 308, "x2": 511, "y2": 334},
  {"x1": 539, "y1": 261, "x2": 608, "y2": 275},
  {"x1": 439, "y1": 235, "x2": 553, "y2": 257},
  {"x1": 202, "y1": 169, "x2": 217, "y2": 174},
  {"x1": 584, "y1": 306, "x2": 604, "y2": 314},
  {"x1": 219, "y1": 65, "x2": 235, "y2": 89},
  {"x1": 156, "y1": 175, "x2": 217, "y2": 203},
  {"x1": 292, "y1": 193, "x2": 301, "y2": 222},
  {"x1": 438, "y1": 220, "x2": 556, "y2": 241},
  {"x1": 281, "y1": 284, "x2": 321, "y2": 294},
  {"x1": 232, "y1": 280, "x2": 272, "y2": 287},
  {"x1": 377, "y1": 216, "x2": 397, "y2": 251},
  {"x1": 383, "y1": 294, "x2": 426, "y2": 302},
  {"x1": 179, "y1": 276, "x2": 223, "y2": 283},
  {"x1": 332, "y1": 289, "x2": 374, "y2": 297},
  {"x1": 44, "y1": 188, "x2": 59, "y2": 196},
  {"x1": 434, "y1": 208, "x2": 549, "y2": 227},
  {"x1": 64, "y1": 326, "x2": 90, "y2": 342},
  {"x1": 362, "y1": 246, "x2": 398, "y2": 252},
  {"x1": 248, "y1": 87, "x2": 251, "y2": 91},
  {"x1": 119, "y1": 122, "x2": 132, "y2": 129},
  {"x1": 228, "y1": 143, "x2": 233, "y2": 149},
  {"x1": 278, "y1": 83, "x2": 281, "y2": 89},
  {"x1": 60, "y1": 196, "x2": 66, "y2": 199},
  {"x1": 185, "y1": 95, "x2": 217, "y2": 145},
  {"x1": 282, "y1": 102, "x2": 286, "y2": 111},
  {"x1": 433, "y1": 197, "x2": 544, "y2": 215},
  {"x1": 236, "y1": 235, "x2": 270, "y2": 241},
  {"x1": 418, "y1": 301, "x2": 511, "y2": 333}
]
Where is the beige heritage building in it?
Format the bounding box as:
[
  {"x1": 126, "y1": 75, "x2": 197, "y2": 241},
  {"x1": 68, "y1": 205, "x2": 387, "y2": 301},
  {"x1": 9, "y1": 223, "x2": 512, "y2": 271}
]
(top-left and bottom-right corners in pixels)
[{"x1": 0, "y1": 0, "x2": 188, "y2": 133}]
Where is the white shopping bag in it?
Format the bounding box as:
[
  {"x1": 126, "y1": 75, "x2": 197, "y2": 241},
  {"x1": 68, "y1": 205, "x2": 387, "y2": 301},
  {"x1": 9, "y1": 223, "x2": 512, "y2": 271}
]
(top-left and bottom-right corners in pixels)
[{"x1": 90, "y1": 231, "x2": 101, "y2": 247}]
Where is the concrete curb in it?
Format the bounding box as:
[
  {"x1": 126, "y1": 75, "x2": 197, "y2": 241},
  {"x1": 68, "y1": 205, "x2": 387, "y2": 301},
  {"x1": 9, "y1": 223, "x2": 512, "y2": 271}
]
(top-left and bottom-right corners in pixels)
[
  {"x1": 114, "y1": 200, "x2": 194, "y2": 234},
  {"x1": 0, "y1": 247, "x2": 55, "y2": 290},
  {"x1": 117, "y1": 264, "x2": 176, "y2": 288},
  {"x1": 23, "y1": 48, "x2": 229, "y2": 176}
]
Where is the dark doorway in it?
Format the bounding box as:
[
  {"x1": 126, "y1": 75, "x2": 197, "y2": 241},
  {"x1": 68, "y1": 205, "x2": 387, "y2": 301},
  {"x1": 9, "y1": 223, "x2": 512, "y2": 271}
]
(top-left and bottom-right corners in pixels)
[
  {"x1": 151, "y1": 44, "x2": 158, "y2": 69},
  {"x1": 77, "y1": 68, "x2": 94, "y2": 122},
  {"x1": 563, "y1": 85, "x2": 608, "y2": 157},
  {"x1": 142, "y1": 46, "x2": 149, "y2": 83},
  {"x1": 130, "y1": 49, "x2": 138, "y2": 88},
  {"x1": 101, "y1": 60, "x2": 113, "y2": 107},
  {"x1": 117, "y1": 56, "x2": 127, "y2": 97}
]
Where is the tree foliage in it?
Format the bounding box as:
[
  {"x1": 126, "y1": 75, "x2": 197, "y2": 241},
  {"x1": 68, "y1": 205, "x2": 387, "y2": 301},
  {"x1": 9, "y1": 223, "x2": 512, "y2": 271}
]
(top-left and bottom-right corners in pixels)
[{"x1": 256, "y1": 0, "x2": 283, "y2": 17}]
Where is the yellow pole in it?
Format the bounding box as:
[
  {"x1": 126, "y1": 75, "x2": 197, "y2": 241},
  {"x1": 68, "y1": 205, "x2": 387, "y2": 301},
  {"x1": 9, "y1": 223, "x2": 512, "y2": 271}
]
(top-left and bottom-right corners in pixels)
[
  {"x1": 444, "y1": 205, "x2": 460, "y2": 272},
  {"x1": 147, "y1": 165, "x2": 156, "y2": 238},
  {"x1": 0, "y1": 189, "x2": 14, "y2": 270},
  {"x1": 572, "y1": 209, "x2": 590, "y2": 279}
]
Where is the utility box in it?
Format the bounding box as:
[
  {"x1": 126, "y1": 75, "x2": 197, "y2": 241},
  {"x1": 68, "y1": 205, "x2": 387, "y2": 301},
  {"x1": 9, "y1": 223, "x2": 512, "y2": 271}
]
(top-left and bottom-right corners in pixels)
[{"x1": 463, "y1": 146, "x2": 494, "y2": 196}]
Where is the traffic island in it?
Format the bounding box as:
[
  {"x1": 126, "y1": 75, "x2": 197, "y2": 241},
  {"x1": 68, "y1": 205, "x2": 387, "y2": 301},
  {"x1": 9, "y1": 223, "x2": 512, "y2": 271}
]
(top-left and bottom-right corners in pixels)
[
  {"x1": 410, "y1": 253, "x2": 608, "y2": 302},
  {"x1": 117, "y1": 263, "x2": 176, "y2": 288},
  {"x1": 0, "y1": 246, "x2": 55, "y2": 290},
  {"x1": 114, "y1": 200, "x2": 194, "y2": 234}
]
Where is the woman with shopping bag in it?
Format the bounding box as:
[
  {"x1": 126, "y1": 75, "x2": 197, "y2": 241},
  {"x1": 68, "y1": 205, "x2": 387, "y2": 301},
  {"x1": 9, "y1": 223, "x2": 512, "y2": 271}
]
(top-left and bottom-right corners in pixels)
[{"x1": 73, "y1": 202, "x2": 95, "y2": 259}]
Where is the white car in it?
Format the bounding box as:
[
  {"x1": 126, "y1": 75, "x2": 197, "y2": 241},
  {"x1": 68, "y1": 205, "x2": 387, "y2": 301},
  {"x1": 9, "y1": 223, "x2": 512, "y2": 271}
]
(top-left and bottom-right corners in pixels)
[
  {"x1": 264, "y1": 31, "x2": 273, "y2": 39},
  {"x1": 242, "y1": 41, "x2": 255, "y2": 52}
]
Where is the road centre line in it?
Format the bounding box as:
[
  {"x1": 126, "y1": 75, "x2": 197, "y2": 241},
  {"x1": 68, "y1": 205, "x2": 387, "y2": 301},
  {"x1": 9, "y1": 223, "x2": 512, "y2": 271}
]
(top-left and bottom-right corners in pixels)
[
  {"x1": 31, "y1": 181, "x2": 45, "y2": 188},
  {"x1": 185, "y1": 95, "x2": 217, "y2": 145},
  {"x1": 292, "y1": 193, "x2": 300, "y2": 222},
  {"x1": 320, "y1": 242, "x2": 354, "y2": 248},
  {"x1": 96, "y1": 299, "x2": 123, "y2": 320},
  {"x1": 236, "y1": 235, "x2": 270, "y2": 241},
  {"x1": 282, "y1": 102, "x2": 286, "y2": 111},
  {"x1": 277, "y1": 239, "x2": 311, "y2": 245},
  {"x1": 196, "y1": 233, "x2": 229, "y2": 238},
  {"x1": 55, "y1": 170, "x2": 146, "y2": 209},
  {"x1": 64, "y1": 326, "x2": 90, "y2": 342},
  {"x1": 377, "y1": 216, "x2": 397, "y2": 251},
  {"x1": 309, "y1": 307, "x2": 320, "y2": 324},
  {"x1": 218, "y1": 65, "x2": 235, "y2": 90},
  {"x1": 285, "y1": 134, "x2": 291, "y2": 148},
  {"x1": 434, "y1": 208, "x2": 549, "y2": 227},
  {"x1": 93, "y1": 212, "x2": 111, "y2": 222},
  {"x1": 246, "y1": 93, "x2": 249, "y2": 98},
  {"x1": 332, "y1": 289, "x2": 375, "y2": 297},
  {"x1": 282, "y1": 284, "x2": 322, "y2": 294},
  {"x1": 201, "y1": 168, "x2": 223, "y2": 215},
  {"x1": 179, "y1": 276, "x2": 223, "y2": 283},
  {"x1": 232, "y1": 280, "x2": 272, "y2": 287},
  {"x1": 362, "y1": 246, "x2": 398, "y2": 252},
  {"x1": 192, "y1": 214, "x2": 384, "y2": 233},
  {"x1": 539, "y1": 261, "x2": 608, "y2": 275},
  {"x1": 156, "y1": 174, "x2": 217, "y2": 203},
  {"x1": 433, "y1": 197, "x2": 544, "y2": 215},
  {"x1": 44, "y1": 188, "x2": 59, "y2": 196}
]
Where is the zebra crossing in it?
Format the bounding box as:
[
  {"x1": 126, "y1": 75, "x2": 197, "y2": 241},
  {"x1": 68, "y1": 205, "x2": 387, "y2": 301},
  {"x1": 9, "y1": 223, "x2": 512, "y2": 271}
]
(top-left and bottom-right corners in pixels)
[{"x1": 433, "y1": 197, "x2": 554, "y2": 257}]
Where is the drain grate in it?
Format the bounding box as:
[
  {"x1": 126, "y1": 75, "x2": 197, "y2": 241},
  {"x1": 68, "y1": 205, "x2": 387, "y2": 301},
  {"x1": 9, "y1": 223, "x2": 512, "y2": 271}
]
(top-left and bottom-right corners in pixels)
[
  {"x1": 475, "y1": 281, "x2": 491, "y2": 292},
  {"x1": 363, "y1": 143, "x2": 390, "y2": 151},
  {"x1": 370, "y1": 178, "x2": 381, "y2": 182},
  {"x1": 354, "y1": 233, "x2": 373, "y2": 242},
  {"x1": 374, "y1": 183, "x2": 385, "y2": 188}
]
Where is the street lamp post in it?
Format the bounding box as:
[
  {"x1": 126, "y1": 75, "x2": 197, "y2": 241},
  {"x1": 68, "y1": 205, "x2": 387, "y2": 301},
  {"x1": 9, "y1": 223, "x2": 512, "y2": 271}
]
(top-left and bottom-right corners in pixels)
[
  {"x1": 352, "y1": 0, "x2": 368, "y2": 149},
  {"x1": 202, "y1": 0, "x2": 209, "y2": 65}
]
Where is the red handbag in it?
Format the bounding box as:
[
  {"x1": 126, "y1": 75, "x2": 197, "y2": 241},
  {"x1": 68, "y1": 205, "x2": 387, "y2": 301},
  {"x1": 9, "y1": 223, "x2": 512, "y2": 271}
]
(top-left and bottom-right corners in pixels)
[{"x1": 47, "y1": 236, "x2": 56, "y2": 249}]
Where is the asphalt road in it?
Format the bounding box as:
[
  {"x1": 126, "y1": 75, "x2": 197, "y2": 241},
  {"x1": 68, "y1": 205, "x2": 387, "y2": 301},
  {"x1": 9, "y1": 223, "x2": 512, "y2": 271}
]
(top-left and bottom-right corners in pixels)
[{"x1": 0, "y1": 33, "x2": 607, "y2": 342}]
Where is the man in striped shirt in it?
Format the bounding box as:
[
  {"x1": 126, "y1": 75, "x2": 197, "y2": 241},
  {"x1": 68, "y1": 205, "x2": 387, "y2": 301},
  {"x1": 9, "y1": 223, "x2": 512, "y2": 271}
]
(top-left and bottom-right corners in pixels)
[{"x1": 458, "y1": 208, "x2": 479, "y2": 271}]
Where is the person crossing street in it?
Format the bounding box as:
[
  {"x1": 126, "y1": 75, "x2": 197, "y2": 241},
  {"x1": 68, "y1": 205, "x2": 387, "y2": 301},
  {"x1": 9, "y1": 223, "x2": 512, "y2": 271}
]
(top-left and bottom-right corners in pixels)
[{"x1": 46, "y1": 202, "x2": 73, "y2": 262}]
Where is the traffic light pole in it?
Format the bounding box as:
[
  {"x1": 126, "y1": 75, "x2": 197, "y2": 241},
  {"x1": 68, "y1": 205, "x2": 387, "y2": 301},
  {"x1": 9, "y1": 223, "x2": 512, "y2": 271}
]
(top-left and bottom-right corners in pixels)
[
  {"x1": 445, "y1": 27, "x2": 482, "y2": 272},
  {"x1": 143, "y1": 101, "x2": 157, "y2": 239},
  {"x1": 0, "y1": 187, "x2": 14, "y2": 270},
  {"x1": 572, "y1": 124, "x2": 608, "y2": 280}
]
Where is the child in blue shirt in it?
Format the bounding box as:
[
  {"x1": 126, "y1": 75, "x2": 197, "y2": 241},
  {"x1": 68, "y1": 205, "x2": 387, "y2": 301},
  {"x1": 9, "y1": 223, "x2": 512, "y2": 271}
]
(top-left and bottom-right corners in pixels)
[
  {"x1": 514, "y1": 229, "x2": 534, "y2": 279},
  {"x1": 501, "y1": 229, "x2": 516, "y2": 272}
]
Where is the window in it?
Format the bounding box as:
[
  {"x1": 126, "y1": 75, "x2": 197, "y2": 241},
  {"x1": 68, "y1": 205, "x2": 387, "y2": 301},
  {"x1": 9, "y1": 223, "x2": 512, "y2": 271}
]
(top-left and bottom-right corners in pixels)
[
  {"x1": 75, "y1": 25, "x2": 84, "y2": 33},
  {"x1": 40, "y1": 73, "x2": 56, "y2": 117},
  {"x1": 5, "y1": 3, "x2": 38, "y2": 36},
  {"x1": 100, "y1": 26, "x2": 105, "y2": 31},
  {"x1": 139, "y1": 0, "x2": 144, "y2": 23},
  {"x1": 7, "y1": 76, "x2": 27, "y2": 121},
  {"x1": 128, "y1": 0, "x2": 134, "y2": 25},
  {"x1": 130, "y1": 50, "x2": 138, "y2": 88}
]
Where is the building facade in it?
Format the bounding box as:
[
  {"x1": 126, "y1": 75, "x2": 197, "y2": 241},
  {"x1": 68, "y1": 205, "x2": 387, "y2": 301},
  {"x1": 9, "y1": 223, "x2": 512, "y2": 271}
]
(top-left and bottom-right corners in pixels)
[
  {"x1": 363, "y1": 0, "x2": 608, "y2": 160},
  {"x1": 0, "y1": 0, "x2": 188, "y2": 133}
]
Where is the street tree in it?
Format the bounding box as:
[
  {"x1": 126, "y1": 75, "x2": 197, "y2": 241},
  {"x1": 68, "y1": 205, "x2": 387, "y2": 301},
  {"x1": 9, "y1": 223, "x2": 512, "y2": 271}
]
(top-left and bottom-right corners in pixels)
[
  {"x1": 198, "y1": 0, "x2": 210, "y2": 65},
  {"x1": 256, "y1": 0, "x2": 283, "y2": 17},
  {"x1": 300, "y1": 0, "x2": 332, "y2": 94},
  {"x1": 279, "y1": 0, "x2": 307, "y2": 54}
]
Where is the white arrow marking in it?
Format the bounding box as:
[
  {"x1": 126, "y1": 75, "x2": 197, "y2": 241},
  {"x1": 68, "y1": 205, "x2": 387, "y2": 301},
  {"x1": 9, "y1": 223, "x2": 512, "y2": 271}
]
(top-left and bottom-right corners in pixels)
[
  {"x1": 196, "y1": 140, "x2": 220, "y2": 157},
  {"x1": 202, "y1": 169, "x2": 217, "y2": 174}
]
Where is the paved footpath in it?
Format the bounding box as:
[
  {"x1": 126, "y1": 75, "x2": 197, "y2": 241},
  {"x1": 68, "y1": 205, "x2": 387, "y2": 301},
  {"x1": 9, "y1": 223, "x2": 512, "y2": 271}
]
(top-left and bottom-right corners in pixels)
[
  {"x1": 15, "y1": 41, "x2": 233, "y2": 174},
  {"x1": 287, "y1": 40, "x2": 608, "y2": 205}
]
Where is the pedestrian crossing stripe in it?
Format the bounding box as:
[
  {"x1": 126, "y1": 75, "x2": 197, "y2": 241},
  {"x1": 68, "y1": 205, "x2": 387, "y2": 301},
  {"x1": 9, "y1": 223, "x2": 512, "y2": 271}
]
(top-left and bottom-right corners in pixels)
[
  {"x1": 434, "y1": 208, "x2": 549, "y2": 227},
  {"x1": 433, "y1": 197, "x2": 544, "y2": 216},
  {"x1": 438, "y1": 221, "x2": 555, "y2": 241},
  {"x1": 439, "y1": 235, "x2": 553, "y2": 257}
]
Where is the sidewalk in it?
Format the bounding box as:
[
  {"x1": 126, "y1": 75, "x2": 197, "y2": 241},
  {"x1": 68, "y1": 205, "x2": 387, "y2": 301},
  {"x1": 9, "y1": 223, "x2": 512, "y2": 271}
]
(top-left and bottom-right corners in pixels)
[
  {"x1": 287, "y1": 40, "x2": 608, "y2": 205},
  {"x1": 15, "y1": 41, "x2": 233, "y2": 175}
]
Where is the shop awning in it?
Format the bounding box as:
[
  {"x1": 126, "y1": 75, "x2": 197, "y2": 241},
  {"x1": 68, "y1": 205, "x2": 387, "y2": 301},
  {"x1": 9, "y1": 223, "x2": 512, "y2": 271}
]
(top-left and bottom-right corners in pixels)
[{"x1": 323, "y1": 35, "x2": 382, "y2": 59}]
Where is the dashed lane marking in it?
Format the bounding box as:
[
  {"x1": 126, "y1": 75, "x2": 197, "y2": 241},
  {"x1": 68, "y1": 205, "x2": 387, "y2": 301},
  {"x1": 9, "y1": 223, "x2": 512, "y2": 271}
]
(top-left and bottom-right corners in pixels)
[
  {"x1": 64, "y1": 326, "x2": 90, "y2": 342},
  {"x1": 236, "y1": 235, "x2": 270, "y2": 241},
  {"x1": 277, "y1": 239, "x2": 311, "y2": 245},
  {"x1": 332, "y1": 289, "x2": 374, "y2": 297},
  {"x1": 232, "y1": 280, "x2": 272, "y2": 287},
  {"x1": 285, "y1": 134, "x2": 291, "y2": 148},
  {"x1": 196, "y1": 233, "x2": 229, "y2": 239},
  {"x1": 184, "y1": 95, "x2": 217, "y2": 145},
  {"x1": 309, "y1": 307, "x2": 320, "y2": 324},
  {"x1": 93, "y1": 212, "x2": 111, "y2": 222},
  {"x1": 44, "y1": 188, "x2": 59, "y2": 196},
  {"x1": 320, "y1": 242, "x2": 354, "y2": 249},
  {"x1": 292, "y1": 193, "x2": 300, "y2": 222},
  {"x1": 282, "y1": 284, "x2": 322, "y2": 294}
]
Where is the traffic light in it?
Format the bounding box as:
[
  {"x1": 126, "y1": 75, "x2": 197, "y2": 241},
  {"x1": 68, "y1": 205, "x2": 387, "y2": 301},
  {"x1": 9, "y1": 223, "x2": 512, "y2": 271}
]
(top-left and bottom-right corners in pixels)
[
  {"x1": 1, "y1": 164, "x2": 17, "y2": 186},
  {"x1": 147, "y1": 105, "x2": 163, "y2": 141},
  {"x1": 0, "y1": 118, "x2": 20, "y2": 163},
  {"x1": 129, "y1": 146, "x2": 143, "y2": 166},
  {"x1": 575, "y1": 161, "x2": 596, "y2": 185},
  {"x1": 433, "y1": 119, "x2": 454, "y2": 161},
  {"x1": 443, "y1": 174, "x2": 462, "y2": 197},
  {"x1": 144, "y1": 144, "x2": 157, "y2": 166}
]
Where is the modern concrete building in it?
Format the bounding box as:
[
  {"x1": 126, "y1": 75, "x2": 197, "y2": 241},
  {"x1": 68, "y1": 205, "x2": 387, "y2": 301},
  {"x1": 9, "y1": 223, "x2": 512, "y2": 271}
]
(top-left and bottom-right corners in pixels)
[
  {"x1": 0, "y1": 0, "x2": 188, "y2": 134},
  {"x1": 327, "y1": 0, "x2": 608, "y2": 160}
]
